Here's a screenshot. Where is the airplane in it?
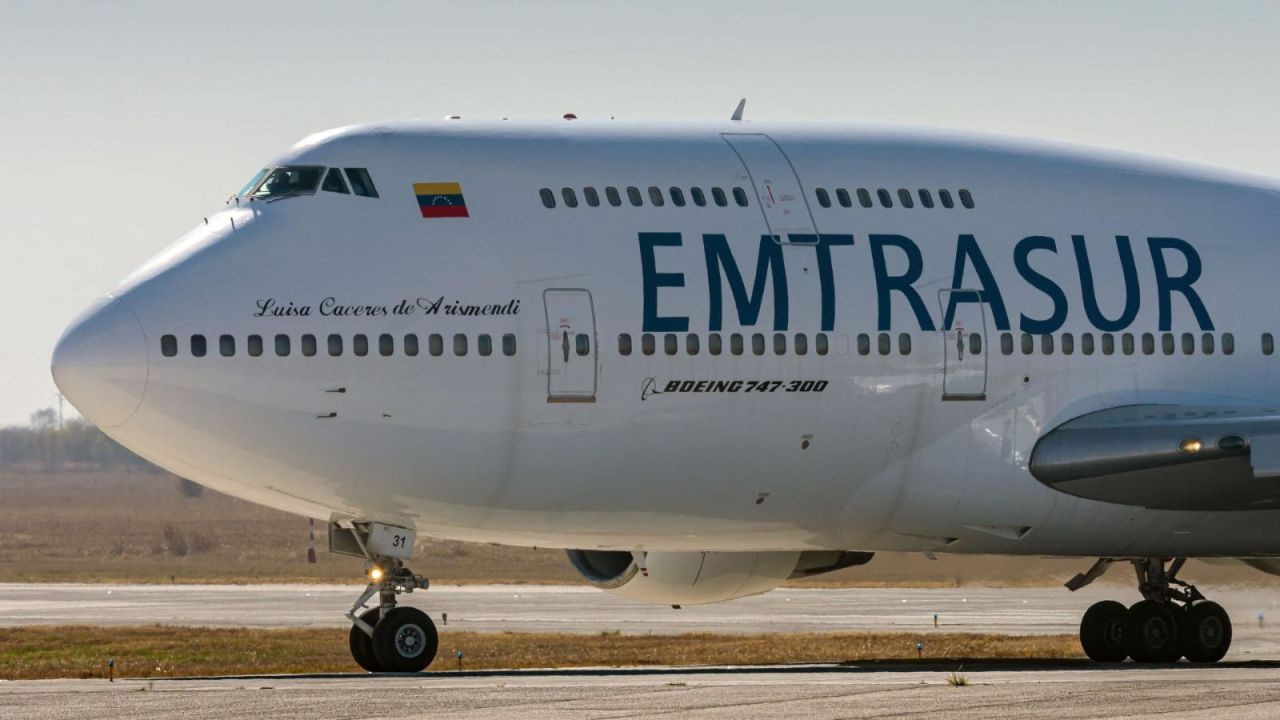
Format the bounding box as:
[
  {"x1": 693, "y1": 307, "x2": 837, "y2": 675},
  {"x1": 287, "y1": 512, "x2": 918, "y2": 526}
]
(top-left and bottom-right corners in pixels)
[{"x1": 50, "y1": 103, "x2": 1280, "y2": 672}]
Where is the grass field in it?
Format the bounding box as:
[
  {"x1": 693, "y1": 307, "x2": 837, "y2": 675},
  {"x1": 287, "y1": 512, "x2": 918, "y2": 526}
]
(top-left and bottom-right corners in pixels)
[
  {"x1": 0, "y1": 625, "x2": 1082, "y2": 680},
  {"x1": 2, "y1": 470, "x2": 1276, "y2": 587}
]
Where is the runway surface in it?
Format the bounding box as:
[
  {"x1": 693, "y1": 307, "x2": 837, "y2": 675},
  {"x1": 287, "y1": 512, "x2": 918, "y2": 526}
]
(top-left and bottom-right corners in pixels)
[{"x1": 5, "y1": 662, "x2": 1280, "y2": 719}]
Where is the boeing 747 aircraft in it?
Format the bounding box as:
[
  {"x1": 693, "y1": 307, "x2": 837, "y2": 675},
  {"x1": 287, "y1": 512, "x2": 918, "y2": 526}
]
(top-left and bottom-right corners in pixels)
[{"x1": 51, "y1": 108, "x2": 1280, "y2": 670}]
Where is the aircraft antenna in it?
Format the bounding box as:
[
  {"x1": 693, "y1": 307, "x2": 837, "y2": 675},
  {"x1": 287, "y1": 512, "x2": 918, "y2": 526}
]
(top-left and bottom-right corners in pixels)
[{"x1": 730, "y1": 98, "x2": 746, "y2": 121}]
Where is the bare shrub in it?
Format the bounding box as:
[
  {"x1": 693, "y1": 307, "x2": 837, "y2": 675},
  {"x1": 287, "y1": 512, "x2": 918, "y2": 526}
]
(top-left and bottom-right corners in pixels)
[
  {"x1": 188, "y1": 531, "x2": 216, "y2": 555},
  {"x1": 162, "y1": 524, "x2": 188, "y2": 557},
  {"x1": 176, "y1": 478, "x2": 203, "y2": 498}
]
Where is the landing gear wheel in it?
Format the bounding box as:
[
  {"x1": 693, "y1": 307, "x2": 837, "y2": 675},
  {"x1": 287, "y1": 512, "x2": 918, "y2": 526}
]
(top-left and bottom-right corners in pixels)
[
  {"x1": 348, "y1": 608, "x2": 382, "y2": 672},
  {"x1": 1126, "y1": 599, "x2": 1181, "y2": 663},
  {"x1": 1079, "y1": 600, "x2": 1129, "y2": 662},
  {"x1": 1181, "y1": 600, "x2": 1232, "y2": 663},
  {"x1": 372, "y1": 606, "x2": 438, "y2": 672}
]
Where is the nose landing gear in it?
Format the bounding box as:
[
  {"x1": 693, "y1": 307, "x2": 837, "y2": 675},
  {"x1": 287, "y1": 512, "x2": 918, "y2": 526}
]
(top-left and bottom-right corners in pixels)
[
  {"x1": 1071, "y1": 558, "x2": 1232, "y2": 664},
  {"x1": 346, "y1": 562, "x2": 437, "y2": 672}
]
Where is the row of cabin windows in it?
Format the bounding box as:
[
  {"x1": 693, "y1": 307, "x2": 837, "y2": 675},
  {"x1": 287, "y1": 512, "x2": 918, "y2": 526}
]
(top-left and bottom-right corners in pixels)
[
  {"x1": 161, "y1": 333, "x2": 516, "y2": 359},
  {"x1": 815, "y1": 187, "x2": 974, "y2": 210},
  {"x1": 540, "y1": 185, "x2": 750, "y2": 209},
  {"x1": 996, "y1": 331, "x2": 1235, "y2": 356},
  {"x1": 619, "y1": 332, "x2": 833, "y2": 357}
]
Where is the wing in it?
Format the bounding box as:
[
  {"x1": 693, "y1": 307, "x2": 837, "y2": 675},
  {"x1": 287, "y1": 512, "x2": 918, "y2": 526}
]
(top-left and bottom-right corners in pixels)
[{"x1": 1029, "y1": 404, "x2": 1280, "y2": 511}]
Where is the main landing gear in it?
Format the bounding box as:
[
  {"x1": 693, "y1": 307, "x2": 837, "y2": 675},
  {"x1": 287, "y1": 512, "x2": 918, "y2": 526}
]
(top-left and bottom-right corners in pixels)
[
  {"x1": 346, "y1": 561, "x2": 437, "y2": 672},
  {"x1": 1070, "y1": 558, "x2": 1232, "y2": 663}
]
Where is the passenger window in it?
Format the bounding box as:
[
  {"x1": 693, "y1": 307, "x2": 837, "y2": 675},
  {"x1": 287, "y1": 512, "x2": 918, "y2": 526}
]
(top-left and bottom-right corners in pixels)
[
  {"x1": 220, "y1": 334, "x2": 235, "y2": 357},
  {"x1": 1122, "y1": 333, "x2": 1135, "y2": 355},
  {"x1": 857, "y1": 188, "x2": 873, "y2": 208},
  {"x1": 479, "y1": 334, "x2": 493, "y2": 356},
  {"x1": 354, "y1": 334, "x2": 369, "y2": 357},
  {"x1": 161, "y1": 334, "x2": 177, "y2": 357},
  {"x1": 562, "y1": 188, "x2": 579, "y2": 208},
  {"x1": 897, "y1": 189, "x2": 914, "y2": 208},
  {"x1": 966, "y1": 333, "x2": 977, "y2": 356},
  {"x1": 344, "y1": 168, "x2": 379, "y2": 198},
  {"x1": 876, "y1": 189, "x2": 893, "y2": 208},
  {"x1": 939, "y1": 189, "x2": 954, "y2": 209},
  {"x1": 902, "y1": 333, "x2": 914, "y2": 355},
  {"x1": 1041, "y1": 334, "x2": 1054, "y2": 354},
  {"x1": 1021, "y1": 333, "x2": 1033, "y2": 355},
  {"x1": 248, "y1": 335, "x2": 263, "y2": 357},
  {"x1": 453, "y1": 334, "x2": 468, "y2": 356},
  {"x1": 1264, "y1": 333, "x2": 1275, "y2": 356},
  {"x1": 686, "y1": 334, "x2": 700, "y2": 355},
  {"x1": 648, "y1": 186, "x2": 665, "y2": 206},
  {"x1": 1161, "y1": 333, "x2": 1175, "y2": 355},
  {"x1": 1081, "y1": 333, "x2": 1095, "y2": 355},
  {"x1": 1223, "y1": 333, "x2": 1235, "y2": 355},
  {"x1": 1182, "y1": 332, "x2": 1195, "y2": 355},
  {"x1": 1101, "y1": 333, "x2": 1114, "y2": 355},
  {"x1": 669, "y1": 187, "x2": 686, "y2": 207},
  {"x1": 301, "y1": 334, "x2": 317, "y2": 357},
  {"x1": 627, "y1": 186, "x2": 643, "y2": 206},
  {"x1": 878, "y1": 333, "x2": 891, "y2": 355},
  {"x1": 794, "y1": 333, "x2": 808, "y2": 355},
  {"x1": 583, "y1": 187, "x2": 600, "y2": 207},
  {"x1": 664, "y1": 334, "x2": 677, "y2": 355},
  {"x1": 619, "y1": 333, "x2": 632, "y2": 356},
  {"x1": 275, "y1": 334, "x2": 290, "y2": 357},
  {"x1": 918, "y1": 189, "x2": 934, "y2": 208},
  {"x1": 711, "y1": 187, "x2": 728, "y2": 207},
  {"x1": 751, "y1": 333, "x2": 765, "y2": 355},
  {"x1": 959, "y1": 189, "x2": 975, "y2": 209},
  {"x1": 690, "y1": 187, "x2": 707, "y2": 207},
  {"x1": 191, "y1": 334, "x2": 207, "y2": 358},
  {"x1": 642, "y1": 333, "x2": 655, "y2": 355},
  {"x1": 1141, "y1": 333, "x2": 1154, "y2": 355},
  {"x1": 429, "y1": 334, "x2": 444, "y2": 356},
  {"x1": 1000, "y1": 332, "x2": 1013, "y2": 355},
  {"x1": 605, "y1": 186, "x2": 622, "y2": 207},
  {"x1": 540, "y1": 188, "x2": 556, "y2": 208},
  {"x1": 732, "y1": 187, "x2": 749, "y2": 207},
  {"x1": 857, "y1": 333, "x2": 870, "y2": 355},
  {"x1": 815, "y1": 333, "x2": 829, "y2": 355},
  {"x1": 816, "y1": 188, "x2": 831, "y2": 208},
  {"x1": 1202, "y1": 333, "x2": 1215, "y2": 354},
  {"x1": 503, "y1": 334, "x2": 517, "y2": 356},
  {"x1": 774, "y1": 333, "x2": 786, "y2": 355},
  {"x1": 322, "y1": 168, "x2": 349, "y2": 194},
  {"x1": 403, "y1": 334, "x2": 419, "y2": 357},
  {"x1": 379, "y1": 333, "x2": 394, "y2": 357},
  {"x1": 708, "y1": 332, "x2": 723, "y2": 355},
  {"x1": 1061, "y1": 333, "x2": 1073, "y2": 355},
  {"x1": 836, "y1": 188, "x2": 852, "y2": 208},
  {"x1": 731, "y1": 333, "x2": 744, "y2": 355}
]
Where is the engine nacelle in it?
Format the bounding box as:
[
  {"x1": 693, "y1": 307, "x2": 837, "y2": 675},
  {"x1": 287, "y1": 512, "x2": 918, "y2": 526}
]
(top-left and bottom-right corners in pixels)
[{"x1": 566, "y1": 549, "x2": 873, "y2": 605}]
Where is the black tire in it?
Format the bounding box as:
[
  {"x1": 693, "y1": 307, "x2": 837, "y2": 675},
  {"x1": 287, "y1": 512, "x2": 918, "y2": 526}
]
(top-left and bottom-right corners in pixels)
[
  {"x1": 1080, "y1": 600, "x2": 1129, "y2": 662},
  {"x1": 372, "y1": 606, "x2": 438, "y2": 673},
  {"x1": 348, "y1": 608, "x2": 382, "y2": 672},
  {"x1": 1181, "y1": 600, "x2": 1232, "y2": 663},
  {"x1": 1126, "y1": 600, "x2": 1181, "y2": 663}
]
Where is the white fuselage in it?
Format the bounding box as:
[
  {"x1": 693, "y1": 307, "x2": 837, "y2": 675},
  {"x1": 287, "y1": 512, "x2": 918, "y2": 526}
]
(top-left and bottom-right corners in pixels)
[{"x1": 52, "y1": 120, "x2": 1280, "y2": 559}]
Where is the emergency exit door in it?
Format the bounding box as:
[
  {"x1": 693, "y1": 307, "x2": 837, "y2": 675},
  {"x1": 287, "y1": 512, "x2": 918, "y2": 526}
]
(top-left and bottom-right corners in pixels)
[
  {"x1": 938, "y1": 289, "x2": 988, "y2": 401},
  {"x1": 543, "y1": 289, "x2": 597, "y2": 402},
  {"x1": 721, "y1": 133, "x2": 819, "y2": 240}
]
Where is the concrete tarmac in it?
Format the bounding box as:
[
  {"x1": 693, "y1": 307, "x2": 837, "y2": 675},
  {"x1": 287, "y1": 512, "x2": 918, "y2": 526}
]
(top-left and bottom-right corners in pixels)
[{"x1": 4, "y1": 662, "x2": 1280, "y2": 719}]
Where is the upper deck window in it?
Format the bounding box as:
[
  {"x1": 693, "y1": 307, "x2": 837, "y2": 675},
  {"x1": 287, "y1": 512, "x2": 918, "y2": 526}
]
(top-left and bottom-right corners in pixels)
[{"x1": 250, "y1": 166, "x2": 324, "y2": 199}]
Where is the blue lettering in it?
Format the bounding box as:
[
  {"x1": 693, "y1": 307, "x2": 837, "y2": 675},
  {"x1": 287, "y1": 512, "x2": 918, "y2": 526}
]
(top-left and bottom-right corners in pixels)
[
  {"x1": 1014, "y1": 235, "x2": 1068, "y2": 334},
  {"x1": 704, "y1": 234, "x2": 789, "y2": 331},
  {"x1": 639, "y1": 232, "x2": 689, "y2": 332},
  {"x1": 1148, "y1": 236, "x2": 1213, "y2": 331},
  {"x1": 944, "y1": 234, "x2": 1010, "y2": 331},
  {"x1": 870, "y1": 234, "x2": 935, "y2": 331},
  {"x1": 790, "y1": 234, "x2": 855, "y2": 331},
  {"x1": 1073, "y1": 234, "x2": 1140, "y2": 332}
]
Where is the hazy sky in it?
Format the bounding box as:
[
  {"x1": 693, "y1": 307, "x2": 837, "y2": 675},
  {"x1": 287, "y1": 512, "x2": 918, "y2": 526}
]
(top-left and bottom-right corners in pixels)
[{"x1": 2, "y1": 0, "x2": 1279, "y2": 425}]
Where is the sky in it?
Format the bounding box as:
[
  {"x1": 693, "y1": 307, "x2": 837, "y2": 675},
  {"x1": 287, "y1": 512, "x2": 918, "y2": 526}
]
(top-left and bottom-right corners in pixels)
[{"x1": 2, "y1": 0, "x2": 1279, "y2": 425}]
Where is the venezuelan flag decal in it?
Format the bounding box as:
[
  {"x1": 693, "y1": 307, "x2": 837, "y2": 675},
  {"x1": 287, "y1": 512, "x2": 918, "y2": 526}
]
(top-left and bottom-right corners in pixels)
[{"x1": 414, "y1": 182, "x2": 469, "y2": 218}]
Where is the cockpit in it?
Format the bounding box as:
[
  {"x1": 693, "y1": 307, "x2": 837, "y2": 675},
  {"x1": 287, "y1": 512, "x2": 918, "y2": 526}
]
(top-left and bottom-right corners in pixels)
[{"x1": 237, "y1": 166, "x2": 380, "y2": 201}]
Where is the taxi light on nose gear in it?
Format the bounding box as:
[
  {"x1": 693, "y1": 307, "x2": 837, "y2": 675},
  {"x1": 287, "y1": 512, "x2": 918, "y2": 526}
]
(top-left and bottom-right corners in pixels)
[
  {"x1": 1179, "y1": 438, "x2": 1203, "y2": 454},
  {"x1": 369, "y1": 567, "x2": 384, "y2": 581}
]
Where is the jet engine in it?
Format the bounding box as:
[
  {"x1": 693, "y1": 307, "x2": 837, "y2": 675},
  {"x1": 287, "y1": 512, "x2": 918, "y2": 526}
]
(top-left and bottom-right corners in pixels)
[{"x1": 565, "y1": 549, "x2": 873, "y2": 605}]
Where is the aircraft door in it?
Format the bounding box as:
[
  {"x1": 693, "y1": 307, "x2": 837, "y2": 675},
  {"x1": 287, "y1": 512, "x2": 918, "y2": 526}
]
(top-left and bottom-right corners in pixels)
[
  {"x1": 721, "y1": 133, "x2": 818, "y2": 239},
  {"x1": 543, "y1": 289, "x2": 597, "y2": 403},
  {"x1": 938, "y1": 290, "x2": 987, "y2": 401}
]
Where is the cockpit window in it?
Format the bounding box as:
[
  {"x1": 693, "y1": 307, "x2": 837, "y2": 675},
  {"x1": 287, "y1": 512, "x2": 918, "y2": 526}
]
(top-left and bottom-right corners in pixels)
[
  {"x1": 344, "y1": 168, "x2": 379, "y2": 198},
  {"x1": 237, "y1": 169, "x2": 268, "y2": 196},
  {"x1": 322, "y1": 168, "x2": 349, "y2": 194},
  {"x1": 250, "y1": 166, "x2": 323, "y2": 199}
]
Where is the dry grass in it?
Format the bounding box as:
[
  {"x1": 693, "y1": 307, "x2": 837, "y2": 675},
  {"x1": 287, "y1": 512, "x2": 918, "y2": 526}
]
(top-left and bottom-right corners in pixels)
[{"x1": 0, "y1": 625, "x2": 1082, "y2": 680}]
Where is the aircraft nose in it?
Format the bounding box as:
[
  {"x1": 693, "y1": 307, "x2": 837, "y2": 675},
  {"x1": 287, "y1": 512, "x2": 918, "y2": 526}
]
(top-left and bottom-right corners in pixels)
[{"x1": 51, "y1": 297, "x2": 149, "y2": 429}]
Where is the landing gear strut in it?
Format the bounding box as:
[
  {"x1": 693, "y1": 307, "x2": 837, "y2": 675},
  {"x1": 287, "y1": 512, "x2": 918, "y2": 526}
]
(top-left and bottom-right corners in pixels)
[
  {"x1": 1071, "y1": 558, "x2": 1232, "y2": 664},
  {"x1": 346, "y1": 561, "x2": 437, "y2": 672}
]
